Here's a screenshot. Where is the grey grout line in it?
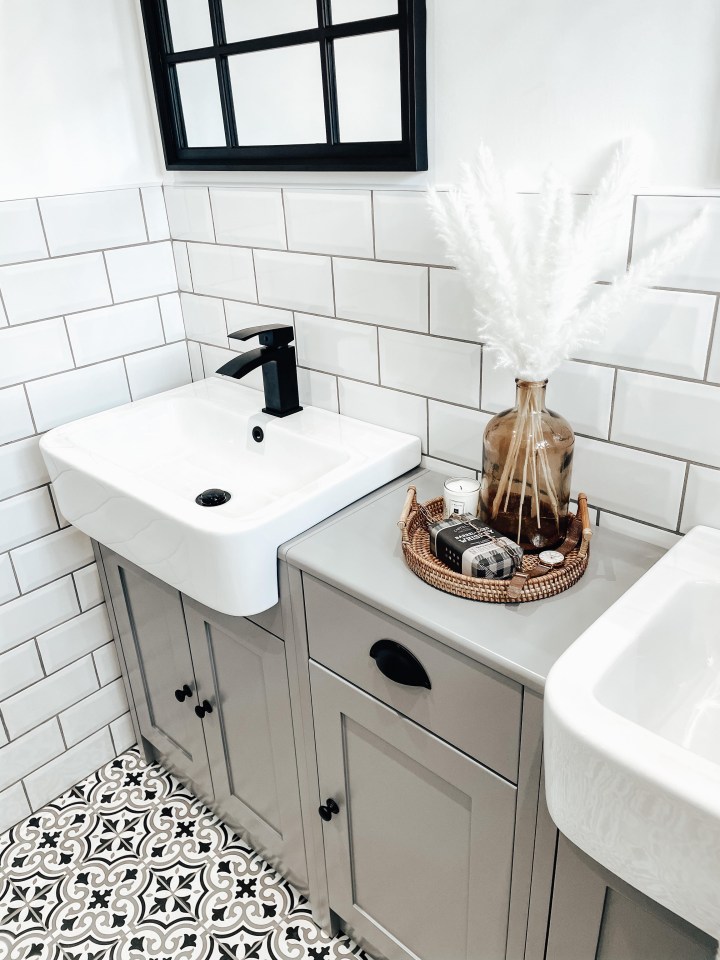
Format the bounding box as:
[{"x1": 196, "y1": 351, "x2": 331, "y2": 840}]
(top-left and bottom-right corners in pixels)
[
  {"x1": 138, "y1": 187, "x2": 150, "y2": 243},
  {"x1": 0, "y1": 336, "x2": 185, "y2": 409},
  {"x1": 1, "y1": 291, "x2": 177, "y2": 330},
  {"x1": 62, "y1": 316, "x2": 79, "y2": 367},
  {"x1": 21, "y1": 383, "x2": 39, "y2": 434},
  {"x1": 0, "y1": 652, "x2": 100, "y2": 712},
  {"x1": 34, "y1": 198, "x2": 51, "y2": 258},
  {"x1": 167, "y1": 234, "x2": 452, "y2": 272},
  {"x1": 0, "y1": 238, "x2": 172, "y2": 270},
  {"x1": 0, "y1": 710, "x2": 11, "y2": 743},
  {"x1": 101, "y1": 251, "x2": 115, "y2": 304},
  {"x1": 157, "y1": 296, "x2": 168, "y2": 345},
  {"x1": 376, "y1": 326, "x2": 381, "y2": 384},
  {"x1": 90, "y1": 648, "x2": 103, "y2": 688},
  {"x1": 0, "y1": 286, "x2": 9, "y2": 323},
  {"x1": 626, "y1": 194, "x2": 638, "y2": 268},
  {"x1": 250, "y1": 249, "x2": 260, "y2": 306},
  {"x1": 33, "y1": 637, "x2": 48, "y2": 677},
  {"x1": 279, "y1": 189, "x2": 290, "y2": 250},
  {"x1": 108, "y1": 721, "x2": 120, "y2": 756},
  {"x1": 122, "y1": 356, "x2": 134, "y2": 401},
  {"x1": 7, "y1": 524, "x2": 73, "y2": 558},
  {"x1": 186, "y1": 242, "x2": 196, "y2": 293},
  {"x1": 46, "y1": 485, "x2": 63, "y2": 532},
  {"x1": 329, "y1": 257, "x2": 337, "y2": 317},
  {"x1": 676, "y1": 462, "x2": 692, "y2": 533},
  {"x1": 19, "y1": 778, "x2": 33, "y2": 812},
  {"x1": 606, "y1": 368, "x2": 619, "y2": 439},
  {"x1": 7, "y1": 551, "x2": 21, "y2": 594},
  {"x1": 370, "y1": 190, "x2": 377, "y2": 259},
  {"x1": 703, "y1": 296, "x2": 719, "y2": 381},
  {"x1": 206, "y1": 187, "x2": 217, "y2": 244},
  {"x1": 425, "y1": 396, "x2": 430, "y2": 453},
  {"x1": 69, "y1": 569, "x2": 84, "y2": 615}
]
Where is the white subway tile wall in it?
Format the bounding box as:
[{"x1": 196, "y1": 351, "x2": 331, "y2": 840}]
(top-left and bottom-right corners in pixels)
[
  {"x1": 0, "y1": 187, "x2": 188, "y2": 830},
  {"x1": 167, "y1": 183, "x2": 720, "y2": 547},
  {"x1": 4, "y1": 182, "x2": 720, "y2": 838}
]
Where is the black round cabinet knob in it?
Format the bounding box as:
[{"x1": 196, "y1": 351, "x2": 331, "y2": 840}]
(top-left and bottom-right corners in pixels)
[
  {"x1": 174, "y1": 684, "x2": 192, "y2": 702},
  {"x1": 318, "y1": 798, "x2": 340, "y2": 821},
  {"x1": 194, "y1": 700, "x2": 213, "y2": 719}
]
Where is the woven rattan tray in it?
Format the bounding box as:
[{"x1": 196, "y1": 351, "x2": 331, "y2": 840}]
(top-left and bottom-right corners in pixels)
[{"x1": 397, "y1": 486, "x2": 592, "y2": 603}]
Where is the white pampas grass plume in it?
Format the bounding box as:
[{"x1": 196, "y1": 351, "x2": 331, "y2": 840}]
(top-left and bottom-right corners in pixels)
[{"x1": 428, "y1": 141, "x2": 704, "y2": 381}]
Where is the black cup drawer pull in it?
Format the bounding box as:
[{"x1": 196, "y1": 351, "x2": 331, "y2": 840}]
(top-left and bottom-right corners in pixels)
[
  {"x1": 369, "y1": 639, "x2": 431, "y2": 689},
  {"x1": 174, "y1": 684, "x2": 192, "y2": 702},
  {"x1": 194, "y1": 700, "x2": 213, "y2": 719},
  {"x1": 318, "y1": 798, "x2": 340, "y2": 822}
]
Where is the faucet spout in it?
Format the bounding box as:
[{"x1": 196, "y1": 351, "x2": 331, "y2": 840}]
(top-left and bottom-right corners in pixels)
[
  {"x1": 216, "y1": 347, "x2": 266, "y2": 380},
  {"x1": 216, "y1": 325, "x2": 303, "y2": 418}
]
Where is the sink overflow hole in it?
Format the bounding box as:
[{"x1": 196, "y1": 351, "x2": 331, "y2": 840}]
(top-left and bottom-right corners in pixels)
[
  {"x1": 252, "y1": 426, "x2": 264, "y2": 443},
  {"x1": 195, "y1": 488, "x2": 232, "y2": 507}
]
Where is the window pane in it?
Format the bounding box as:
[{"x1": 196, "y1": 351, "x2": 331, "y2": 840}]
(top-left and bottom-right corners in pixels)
[
  {"x1": 335, "y1": 31, "x2": 402, "y2": 142},
  {"x1": 331, "y1": 0, "x2": 397, "y2": 23},
  {"x1": 166, "y1": 0, "x2": 214, "y2": 52},
  {"x1": 222, "y1": 0, "x2": 318, "y2": 42},
  {"x1": 229, "y1": 46, "x2": 326, "y2": 145},
  {"x1": 176, "y1": 60, "x2": 227, "y2": 147}
]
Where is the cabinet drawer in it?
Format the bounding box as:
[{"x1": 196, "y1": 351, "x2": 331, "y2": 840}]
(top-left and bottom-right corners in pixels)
[{"x1": 303, "y1": 575, "x2": 522, "y2": 782}]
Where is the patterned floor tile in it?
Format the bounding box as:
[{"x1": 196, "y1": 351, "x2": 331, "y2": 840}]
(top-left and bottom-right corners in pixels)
[
  {"x1": 0, "y1": 924, "x2": 65, "y2": 960},
  {"x1": 72, "y1": 750, "x2": 176, "y2": 816},
  {"x1": 114, "y1": 920, "x2": 214, "y2": 960},
  {"x1": 195, "y1": 846, "x2": 303, "y2": 941},
  {"x1": 42, "y1": 856, "x2": 152, "y2": 947},
  {"x1": 130, "y1": 793, "x2": 238, "y2": 869},
  {"x1": 0, "y1": 749, "x2": 369, "y2": 960},
  {"x1": 0, "y1": 795, "x2": 99, "y2": 883}
]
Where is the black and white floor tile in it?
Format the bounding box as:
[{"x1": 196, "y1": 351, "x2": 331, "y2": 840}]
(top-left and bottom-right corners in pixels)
[{"x1": 0, "y1": 749, "x2": 370, "y2": 960}]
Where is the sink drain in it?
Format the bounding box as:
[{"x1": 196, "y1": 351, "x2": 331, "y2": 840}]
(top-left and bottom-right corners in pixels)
[{"x1": 195, "y1": 488, "x2": 231, "y2": 507}]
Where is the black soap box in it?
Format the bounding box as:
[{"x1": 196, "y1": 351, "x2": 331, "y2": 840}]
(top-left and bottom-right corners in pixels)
[{"x1": 429, "y1": 515, "x2": 523, "y2": 580}]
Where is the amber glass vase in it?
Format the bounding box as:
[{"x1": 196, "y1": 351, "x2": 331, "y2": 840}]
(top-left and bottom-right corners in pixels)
[{"x1": 480, "y1": 380, "x2": 574, "y2": 550}]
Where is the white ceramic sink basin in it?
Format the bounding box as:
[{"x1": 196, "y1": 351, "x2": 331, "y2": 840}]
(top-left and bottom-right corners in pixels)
[
  {"x1": 40, "y1": 378, "x2": 420, "y2": 616},
  {"x1": 545, "y1": 526, "x2": 720, "y2": 940}
]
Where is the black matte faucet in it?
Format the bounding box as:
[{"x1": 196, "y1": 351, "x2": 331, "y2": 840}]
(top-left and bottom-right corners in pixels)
[{"x1": 216, "y1": 324, "x2": 303, "y2": 418}]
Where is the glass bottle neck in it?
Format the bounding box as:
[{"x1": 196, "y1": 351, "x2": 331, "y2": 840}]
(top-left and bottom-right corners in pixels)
[{"x1": 515, "y1": 379, "x2": 548, "y2": 407}]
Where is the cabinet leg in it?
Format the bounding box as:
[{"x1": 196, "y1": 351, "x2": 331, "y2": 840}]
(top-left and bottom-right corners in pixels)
[{"x1": 138, "y1": 735, "x2": 156, "y2": 766}]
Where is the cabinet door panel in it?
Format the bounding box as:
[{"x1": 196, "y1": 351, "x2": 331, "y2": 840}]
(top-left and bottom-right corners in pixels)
[
  {"x1": 100, "y1": 547, "x2": 211, "y2": 798},
  {"x1": 546, "y1": 836, "x2": 717, "y2": 960},
  {"x1": 311, "y1": 662, "x2": 516, "y2": 960},
  {"x1": 184, "y1": 598, "x2": 306, "y2": 887}
]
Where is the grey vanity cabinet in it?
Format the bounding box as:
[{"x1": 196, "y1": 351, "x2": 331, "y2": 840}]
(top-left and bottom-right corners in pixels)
[
  {"x1": 182, "y1": 598, "x2": 306, "y2": 887},
  {"x1": 541, "y1": 835, "x2": 716, "y2": 960},
  {"x1": 98, "y1": 546, "x2": 306, "y2": 888},
  {"x1": 101, "y1": 546, "x2": 213, "y2": 801},
  {"x1": 310, "y1": 662, "x2": 517, "y2": 960}
]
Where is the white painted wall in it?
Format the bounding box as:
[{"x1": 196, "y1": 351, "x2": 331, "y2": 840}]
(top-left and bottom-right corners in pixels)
[
  {"x1": 167, "y1": 0, "x2": 720, "y2": 191},
  {"x1": 0, "y1": 0, "x2": 163, "y2": 201},
  {"x1": 433, "y1": 0, "x2": 720, "y2": 191}
]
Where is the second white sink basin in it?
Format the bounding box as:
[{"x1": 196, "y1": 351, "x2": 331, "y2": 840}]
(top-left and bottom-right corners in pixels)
[
  {"x1": 40, "y1": 378, "x2": 420, "y2": 615},
  {"x1": 545, "y1": 526, "x2": 720, "y2": 940}
]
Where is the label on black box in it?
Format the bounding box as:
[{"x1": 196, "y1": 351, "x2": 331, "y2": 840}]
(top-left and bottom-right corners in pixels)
[{"x1": 429, "y1": 515, "x2": 523, "y2": 580}]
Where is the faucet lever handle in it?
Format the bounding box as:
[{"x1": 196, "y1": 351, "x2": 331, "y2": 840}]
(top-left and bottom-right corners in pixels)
[{"x1": 228, "y1": 324, "x2": 294, "y2": 348}]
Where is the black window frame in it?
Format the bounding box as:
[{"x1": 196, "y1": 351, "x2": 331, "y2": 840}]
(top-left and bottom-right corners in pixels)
[{"x1": 139, "y1": 0, "x2": 427, "y2": 172}]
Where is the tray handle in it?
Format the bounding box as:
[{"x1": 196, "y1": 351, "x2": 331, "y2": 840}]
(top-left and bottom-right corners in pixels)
[
  {"x1": 577, "y1": 492, "x2": 592, "y2": 558},
  {"x1": 397, "y1": 485, "x2": 418, "y2": 544}
]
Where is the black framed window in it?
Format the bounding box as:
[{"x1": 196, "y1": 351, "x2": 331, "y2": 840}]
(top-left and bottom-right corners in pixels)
[{"x1": 140, "y1": 0, "x2": 427, "y2": 171}]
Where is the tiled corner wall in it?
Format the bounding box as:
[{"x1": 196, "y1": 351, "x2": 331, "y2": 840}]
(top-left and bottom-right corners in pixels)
[
  {"x1": 165, "y1": 184, "x2": 720, "y2": 551},
  {"x1": 0, "y1": 186, "x2": 192, "y2": 833},
  {"x1": 4, "y1": 180, "x2": 720, "y2": 834}
]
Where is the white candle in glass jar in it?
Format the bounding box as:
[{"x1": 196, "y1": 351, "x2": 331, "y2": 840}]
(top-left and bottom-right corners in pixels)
[{"x1": 443, "y1": 477, "x2": 480, "y2": 518}]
